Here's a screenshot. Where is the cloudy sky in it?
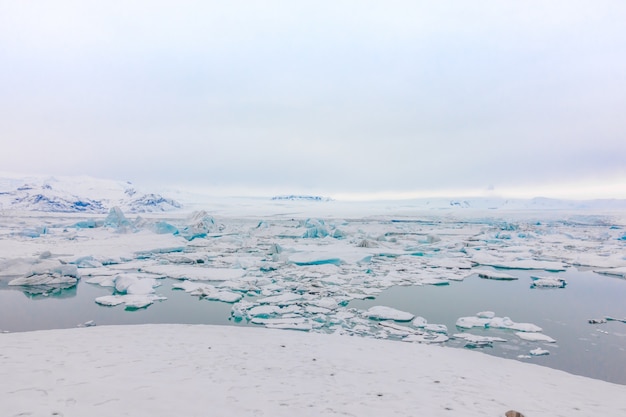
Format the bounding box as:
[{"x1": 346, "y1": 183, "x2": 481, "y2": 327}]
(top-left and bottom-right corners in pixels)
[{"x1": 1, "y1": 1, "x2": 625, "y2": 199}]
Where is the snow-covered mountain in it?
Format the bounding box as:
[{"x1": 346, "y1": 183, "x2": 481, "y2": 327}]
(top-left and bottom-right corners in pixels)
[{"x1": 0, "y1": 174, "x2": 181, "y2": 213}]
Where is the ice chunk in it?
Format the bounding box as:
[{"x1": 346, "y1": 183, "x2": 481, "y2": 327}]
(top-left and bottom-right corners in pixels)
[
  {"x1": 301, "y1": 219, "x2": 329, "y2": 238},
  {"x1": 456, "y1": 316, "x2": 491, "y2": 329},
  {"x1": 180, "y1": 210, "x2": 221, "y2": 240},
  {"x1": 378, "y1": 321, "x2": 419, "y2": 336},
  {"x1": 257, "y1": 293, "x2": 302, "y2": 305},
  {"x1": 366, "y1": 306, "x2": 414, "y2": 322},
  {"x1": 250, "y1": 317, "x2": 313, "y2": 331},
  {"x1": 456, "y1": 314, "x2": 542, "y2": 332},
  {"x1": 8, "y1": 273, "x2": 78, "y2": 287},
  {"x1": 515, "y1": 332, "x2": 556, "y2": 343},
  {"x1": 104, "y1": 206, "x2": 131, "y2": 229},
  {"x1": 529, "y1": 348, "x2": 550, "y2": 356},
  {"x1": 594, "y1": 266, "x2": 626, "y2": 279},
  {"x1": 474, "y1": 270, "x2": 518, "y2": 280},
  {"x1": 95, "y1": 294, "x2": 166, "y2": 309},
  {"x1": 452, "y1": 333, "x2": 507, "y2": 343},
  {"x1": 143, "y1": 265, "x2": 245, "y2": 281},
  {"x1": 476, "y1": 311, "x2": 496, "y2": 319},
  {"x1": 203, "y1": 291, "x2": 243, "y2": 303},
  {"x1": 85, "y1": 275, "x2": 116, "y2": 287},
  {"x1": 488, "y1": 316, "x2": 542, "y2": 332},
  {"x1": 423, "y1": 324, "x2": 448, "y2": 334},
  {"x1": 474, "y1": 258, "x2": 566, "y2": 272},
  {"x1": 412, "y1": 316, "x2": 428, "y2": 327},
  {"x1": 248, "y1": 305, "x2": 282, "y2": 318},
  {"x1": 114, "y1": 274, "x2": 160, "y2": 295},
  {"x1": 530, "y1": 276, "x2": 567, "y2": 289},
  {"x1": 403, "y1": 333, "x2": 449, "y2": 343},
  {"x1": 172, "y1": 281, "x2": 242, "y2": 303},
  {"x1": 153, "y1": 221, "x2": 179, "y2": 235}
]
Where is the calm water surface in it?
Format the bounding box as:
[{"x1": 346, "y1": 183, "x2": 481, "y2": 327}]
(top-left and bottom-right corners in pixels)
[{"x1": 1, "y1": 268, "x2": 625, "y2": 384}]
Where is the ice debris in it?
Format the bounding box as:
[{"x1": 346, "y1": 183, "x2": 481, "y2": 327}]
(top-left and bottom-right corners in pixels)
[
  {"x1": 453, "y1": 333, "x2": 507, "y2": 348},
  {"x1": 530, "y1": 276, "x2": 567, "y2": 289},
  {"x1": 104, "y1": 207, "x2": 131, "y2": 229},
  {"x1": 529, "y1": 348, "x2": 550, "y2": 356},
  {"x1": 456, "y1": 313, "x2": 542, "y2": 332},
  {"x1": 366, "y1": 306, "x2": 414, "y2": 322},
  {"x1": 95, "y1": 294, "x2": 166, "y2": 309},
  {"x1": 474, "y1": 270, "x2": 518, "y2": 281},
  {"x1": 515, "y1": 332, "x2": 556, "y2": 343},
  {"x1": 171, "y1": 281, "x2": 243, "y2": 303}
]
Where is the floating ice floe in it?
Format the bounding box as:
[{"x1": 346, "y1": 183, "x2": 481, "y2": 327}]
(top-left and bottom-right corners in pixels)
[
  {"x1": 403, "y1": 333, "x2": 449, "y2": 343},
  {"x1": 171, "y1": 281, "x2": 243, "y2": 303},
  {"x1": 593, "y1": 266, "x2": 626, "y2": 279},
  {"x1": 8, "y1": 273, "x2": 78, "y2": 287},
  {"x1": 456, "y1": 313, "x2": 542, "y2": 332},
  {"x1": 529, "y1": 348, "x2": 550, "y2": 356},
  {"x1": 95, "y1": 294, "x2": 166, "y2": 309},
  {"x1": 515, "y1": 332, "x2": 556, "y2": 343},
  {"x1": 606, "y1": 316, "x2": 626, "y2": 324},
  {"x1": 474, "y1": 269, "x2": 518, "y2": 281},
  {"x1": 453, "y1": 333, "x2": 507, "y2": 348},
  {"x1": 142, "y1": 264, "x2": 246, "y2": 281},
  {"x1": 366, "y1": 306, "x2": 414, "y2": 322},
  {"x1": 114, "y1": 274, "x2": 161, "y2": 295},
  {"x1": 257, "y1": 293, "x2": 303, "y2": 305},
  {"x1": 530, "y1": 276, "x2": 567, "y2": 289},
  {"x1": 472, "y1": 256, "x2": 566, "y2": 272}
]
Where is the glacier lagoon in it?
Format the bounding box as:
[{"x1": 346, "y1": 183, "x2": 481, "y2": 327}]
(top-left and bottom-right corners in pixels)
[
  {"x1": 1, "y1": 267, "x2": 625, "y2": 384},
  {"x1": 1, "y1": 200, "x2": 625, "y2": 385}
]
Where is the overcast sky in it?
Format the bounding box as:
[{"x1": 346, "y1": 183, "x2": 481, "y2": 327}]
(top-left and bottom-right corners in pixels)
[{"x1": 1, "y1": 1, "x2": 625, "y2": 199}]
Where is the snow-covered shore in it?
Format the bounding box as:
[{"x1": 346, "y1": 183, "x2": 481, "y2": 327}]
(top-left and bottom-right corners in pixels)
[{"x1": 1, "y1": 324, "x2": 624, "y2": 417}]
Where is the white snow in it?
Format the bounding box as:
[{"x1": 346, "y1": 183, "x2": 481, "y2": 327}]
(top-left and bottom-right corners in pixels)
[{"x1": 3, "y1": 324, "x2": 623, "y2": 417}]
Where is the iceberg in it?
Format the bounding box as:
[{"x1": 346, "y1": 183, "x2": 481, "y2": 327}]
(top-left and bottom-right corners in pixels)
[{"x1": 104, "y1": 206, "x2": 131, "y2": 229}]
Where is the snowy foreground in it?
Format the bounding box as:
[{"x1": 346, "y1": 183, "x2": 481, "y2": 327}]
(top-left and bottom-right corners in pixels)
[{"x1": 1, "y1": 324, "x2": 625, "y2": 417}]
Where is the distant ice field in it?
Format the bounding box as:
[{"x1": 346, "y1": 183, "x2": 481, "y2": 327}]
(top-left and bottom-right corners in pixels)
[{"x1": 1, "y1": 197, "x2": 625, "y2": 384}]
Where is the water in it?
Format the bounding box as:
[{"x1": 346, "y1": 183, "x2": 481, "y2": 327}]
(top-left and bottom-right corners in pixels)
[
  {"x1": 1, "y1": 269, "x2": 625, "y2": 384},
  {"x1": 349, "y1": 268, "x2": 626, "y2": 385},
  {"x1": 0, "y1": 279, "x2": 242, "y2": 331}
]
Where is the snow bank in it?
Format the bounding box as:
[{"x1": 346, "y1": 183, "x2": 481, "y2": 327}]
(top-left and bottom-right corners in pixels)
[{"x1": 1, "y1": 324, "x2": 624, "y2": 417}]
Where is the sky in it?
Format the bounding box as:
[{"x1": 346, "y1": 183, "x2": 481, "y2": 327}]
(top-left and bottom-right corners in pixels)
[{"x1": 1, "y1": 1, "x2": 625, "y2": 199}]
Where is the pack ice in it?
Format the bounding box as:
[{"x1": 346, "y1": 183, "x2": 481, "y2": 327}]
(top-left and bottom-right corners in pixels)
[{"x1": 2, "y1": 185, "x2": 626, "y2": 365}]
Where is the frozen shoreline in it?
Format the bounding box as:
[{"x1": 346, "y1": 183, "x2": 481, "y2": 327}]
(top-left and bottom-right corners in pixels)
[{"x1": 1, "y1": 324, "x2": 624, "y2": 417}]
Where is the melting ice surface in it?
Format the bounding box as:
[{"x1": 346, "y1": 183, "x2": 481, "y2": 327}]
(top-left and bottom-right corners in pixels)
[{"x1": 1, "y1": 201, "x2": 626, "y2": 384}]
